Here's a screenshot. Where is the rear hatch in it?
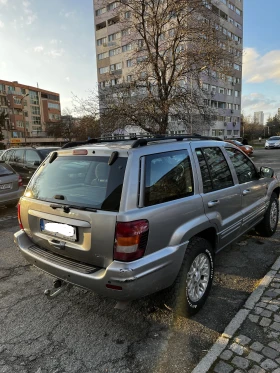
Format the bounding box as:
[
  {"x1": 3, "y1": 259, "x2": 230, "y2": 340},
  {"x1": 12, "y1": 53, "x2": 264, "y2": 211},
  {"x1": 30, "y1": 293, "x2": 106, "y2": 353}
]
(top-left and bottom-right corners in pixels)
[
  {"x1": 19, "y1": 151, "x2": 127, "y2": 268},
  {"x1": 0, "y1": 162, "x2": 19, "y2": 194}
]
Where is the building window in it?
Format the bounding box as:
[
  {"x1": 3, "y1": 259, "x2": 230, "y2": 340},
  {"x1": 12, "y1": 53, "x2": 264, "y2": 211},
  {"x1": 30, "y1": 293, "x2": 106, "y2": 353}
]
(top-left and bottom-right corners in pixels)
[
  {"x1": 220, "y1": 0, "x2": 227, "y2": 4},
  {"x1": 234, "y1": 90, "x2": 239, "y2": 97},
  {"x1": 99, "y1": 66, "x2": 109, "y2": 74},
  {"x1": 48, "y1": 102, "x2": 60, "y2": 110},
  {"x1": 107, "y1": 2, "x2": 118, "y2": 11},
  {"x1": 97, "y1": 52, "x2": 109, "y2": 60},
  {"x1": 124, "y1": 11, "x2": 131, "y2": 18},
  {"x1": 122, "y1": 43, "x2": 132, "y2": 52},
  {"x1": 219, "y1": 87, "x2": 225, "y2": 94},
  {"x1": 202, "y1": 83, "x2": 209, "y2": 91},
  {"x1": 110, "y1": 62, "x2": 122, "y2": 71},
  {"x1": 97, "y1": 37, "x2": 107, "y2": 46},
  {"x1": 235, "y1": 7, "x2": 241, "y2": 16},
  {"x1": 96, "y1": 7, "x2": 106, "y2": 16},
  {"x1": 13, "y1": 97, "x2": 21, "y2": 105},
  {"x1": 227, "y1": 89, "x2": 232, "y2": 96},
  {"x1": 109, "y1": 47, "x2": 121, "y2": 57},
  {"x1": 234, "y1": 64, "x2": 241, "y2": 71},
  {"x1": 127, "y1": 75, "x2": 132, "y2": 82},
  {"x1": 31, "y1": 106, "x2": 40, "y2": 115},
  {"x1": 126, "y1": 59, "x2": 132, "y2": 67},
  {"x1": 228, "y1": 2, "x2": 234, "y2": 10}
]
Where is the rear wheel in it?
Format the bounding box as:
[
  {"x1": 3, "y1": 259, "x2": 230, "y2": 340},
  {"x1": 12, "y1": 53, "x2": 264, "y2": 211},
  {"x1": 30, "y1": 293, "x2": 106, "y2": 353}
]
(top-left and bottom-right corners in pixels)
[
  {"x1": 164, "y1": 237, "x2": 214, "y2": 317},
  {"x1": 256, "y1": 192, "x2": 279, "y2": 237}
]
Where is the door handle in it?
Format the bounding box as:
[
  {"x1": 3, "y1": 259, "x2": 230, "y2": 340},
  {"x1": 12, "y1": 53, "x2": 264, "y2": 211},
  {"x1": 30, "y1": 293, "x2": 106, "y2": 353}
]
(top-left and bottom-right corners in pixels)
[
  {"x1": 208, "y1": 200, "x2": 220, "y2": 207},
  {"x1": 242, "y1": 189, "x2": 251, "y2": 195}
]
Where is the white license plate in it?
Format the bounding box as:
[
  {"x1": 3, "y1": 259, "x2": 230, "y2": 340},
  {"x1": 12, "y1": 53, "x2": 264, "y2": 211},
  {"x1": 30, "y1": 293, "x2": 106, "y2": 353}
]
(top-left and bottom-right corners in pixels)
[
  {"x1": 40, "y1": 219, "x2": 77, "y2": 241},
  {"x1": 0, "y1": 183, "x2": 12, "y2": 190}
]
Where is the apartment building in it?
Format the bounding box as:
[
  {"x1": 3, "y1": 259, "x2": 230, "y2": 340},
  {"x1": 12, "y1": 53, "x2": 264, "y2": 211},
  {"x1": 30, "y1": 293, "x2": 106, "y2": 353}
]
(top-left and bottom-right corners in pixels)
[
  {"x1": 0, "y1": 79, "x2": 61, "y2": 146},
  {"x1": 254, "y1": 111, "x2": 264, "y2": 125},
  {"x1": 93, "y1": 0, "x2": 243, "y2": 139}
]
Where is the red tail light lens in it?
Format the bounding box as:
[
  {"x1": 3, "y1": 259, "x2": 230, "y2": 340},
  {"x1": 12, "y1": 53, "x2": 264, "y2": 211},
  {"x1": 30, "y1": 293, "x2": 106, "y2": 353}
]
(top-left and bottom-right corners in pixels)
[
  {"x1": 114, "y1": 220, "x2": 149, "y2": 262},
  {"x1": 17, "y1": 203, "x2": 24, "y2": 230},
  {"x1": 18, "y1": 175, "x2": 23, "y2": 187}
]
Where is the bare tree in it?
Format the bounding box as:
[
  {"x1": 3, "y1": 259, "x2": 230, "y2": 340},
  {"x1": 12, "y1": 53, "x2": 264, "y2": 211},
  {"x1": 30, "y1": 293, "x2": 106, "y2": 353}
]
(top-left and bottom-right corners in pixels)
[{"x1": 89, "y1": 0, "x2": 241, "y2": 134}]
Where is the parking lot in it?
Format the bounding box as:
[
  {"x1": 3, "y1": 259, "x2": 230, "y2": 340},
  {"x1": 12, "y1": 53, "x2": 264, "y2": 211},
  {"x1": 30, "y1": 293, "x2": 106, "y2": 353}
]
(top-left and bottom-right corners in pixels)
[{"x1": 1, "y1": 149, "x2": 280, "y2": 373}]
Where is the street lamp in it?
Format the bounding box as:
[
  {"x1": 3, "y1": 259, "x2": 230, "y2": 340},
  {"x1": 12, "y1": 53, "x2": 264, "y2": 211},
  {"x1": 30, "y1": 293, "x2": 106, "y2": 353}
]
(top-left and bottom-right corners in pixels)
[{"x1": 20, "y1": 93, "x2": 29, "y2": 144}]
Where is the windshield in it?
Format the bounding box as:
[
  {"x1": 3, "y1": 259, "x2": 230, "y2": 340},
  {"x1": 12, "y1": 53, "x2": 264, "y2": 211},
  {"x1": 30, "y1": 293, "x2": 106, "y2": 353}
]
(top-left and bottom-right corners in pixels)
[
  {"x1": 38, "y1": 148, "x2": 59, "y2": 159},
  {"x1": 269, "y1": 137, "x2": 280, "y2": 141},
  {"x1": 0, "y1": 163, "x2": 14, "y2": 176},
  {"x1": 25, "y1": 155, "x2": 127, "y2": 212}
]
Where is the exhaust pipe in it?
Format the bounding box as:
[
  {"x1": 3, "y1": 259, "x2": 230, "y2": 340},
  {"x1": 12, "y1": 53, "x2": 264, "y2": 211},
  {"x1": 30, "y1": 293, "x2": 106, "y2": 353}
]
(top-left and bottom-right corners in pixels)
[{"x1": 44, "y1": 279, "x2": 72, "y2": 299}]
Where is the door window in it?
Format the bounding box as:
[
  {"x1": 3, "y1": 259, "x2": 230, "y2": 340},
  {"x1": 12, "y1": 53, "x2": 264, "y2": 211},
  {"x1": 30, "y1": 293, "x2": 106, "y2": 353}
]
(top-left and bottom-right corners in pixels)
[
  {"x1": 25, "y1": 150, "x2": 41, "y2": 165},
  {"x1": 225, "y1": 147, "x2": 259, "y2": 184},
  {"x1": 196, "y1": 147, "x2": 233, "y2": 193},
  {"x1": 2, "y1": 150, "x2": 13, "y2": 162},
  {"x1": 144, "y1": 150, "x2": 193, "y2": 206},
  {"x1": 12, "y1": 149, "x2": 25, "y2": 163}
]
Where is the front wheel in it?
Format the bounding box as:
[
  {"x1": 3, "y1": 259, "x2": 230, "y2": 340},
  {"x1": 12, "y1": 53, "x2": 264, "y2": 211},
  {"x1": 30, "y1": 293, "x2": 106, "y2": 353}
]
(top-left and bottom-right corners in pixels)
[
  {"x1": 255, "y1": 192, "x2": 279, "y2": 237},
  {"x1": 164, "y1": 237, "x2": 214, "y2": 317}
]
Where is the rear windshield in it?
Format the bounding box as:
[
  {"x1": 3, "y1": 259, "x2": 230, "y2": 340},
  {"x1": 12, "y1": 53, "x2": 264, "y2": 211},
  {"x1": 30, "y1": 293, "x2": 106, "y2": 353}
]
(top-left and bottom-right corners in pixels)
[
  {"x1": 38, "y1": 148, "x2": 59, "y2": 159},
  {"x1": 26, "y1": 155, "x2": 127, "y2": 211},
  {"x1": 0, "y1": 163, "x2": 14, "y2": 176}
]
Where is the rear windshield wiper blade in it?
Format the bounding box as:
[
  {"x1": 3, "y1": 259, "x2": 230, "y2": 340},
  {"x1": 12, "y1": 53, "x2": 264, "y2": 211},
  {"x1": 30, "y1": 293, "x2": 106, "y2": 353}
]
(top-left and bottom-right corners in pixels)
[{"x1": 50, "y1": 203, "x2": 97, "y2": 213}]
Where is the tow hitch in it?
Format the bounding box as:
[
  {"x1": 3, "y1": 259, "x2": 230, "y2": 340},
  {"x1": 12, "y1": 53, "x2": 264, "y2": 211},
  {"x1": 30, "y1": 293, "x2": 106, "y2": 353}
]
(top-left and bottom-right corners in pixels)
[{"x1": 44, "y1": 279, "x2": 72, "y2": 299}]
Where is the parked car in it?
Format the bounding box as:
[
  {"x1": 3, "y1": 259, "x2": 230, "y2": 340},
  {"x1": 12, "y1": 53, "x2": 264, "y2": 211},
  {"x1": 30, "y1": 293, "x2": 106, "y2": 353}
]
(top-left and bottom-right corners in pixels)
[
  {"x1": 265, "y1": 136, "x2": 280, "y2": 149},
  {"x1": 0, "y1": 150, "x2": 4, "y2": 158},
  {"x1": 14, "y1": 136, "x2": 280, "y2": 316},
  {"x1": 1, "y1": 147, "x2": 59, "y2": 186},
  {"x1": 0, "y1": 161, "x2": 24, "y2": 208},
  {"x1": 224, "y1": 139, "x2": 254, "y2": 156}
]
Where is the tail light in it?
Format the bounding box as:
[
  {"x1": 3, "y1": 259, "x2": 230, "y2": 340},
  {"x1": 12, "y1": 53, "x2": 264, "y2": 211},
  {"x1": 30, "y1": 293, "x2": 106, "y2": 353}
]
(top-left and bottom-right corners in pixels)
[
  {"x1": 114, "y1": 220, "x2": 149, "y2": 262},
  {"x1": 18, "y1": 175, "x2": 23, "y2": 187},
  {"x1": 17, "y1": 203, "x2": 24, "y2": 230}
]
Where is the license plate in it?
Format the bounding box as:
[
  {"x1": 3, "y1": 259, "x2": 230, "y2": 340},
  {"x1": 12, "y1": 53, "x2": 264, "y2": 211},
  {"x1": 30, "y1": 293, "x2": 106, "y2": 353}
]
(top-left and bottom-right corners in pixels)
[
  {"x1": 40, "y1": 219, "x2": 77, "y2": 241},
  {"x1": 0, "y1": 183, "x2": 12, "y2": 190}
]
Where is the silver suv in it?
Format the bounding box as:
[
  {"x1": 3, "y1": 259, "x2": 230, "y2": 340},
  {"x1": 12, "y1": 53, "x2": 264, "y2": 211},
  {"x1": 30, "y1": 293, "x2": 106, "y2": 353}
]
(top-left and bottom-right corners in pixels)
[{"x1": 14, "y1": 136, "x2": 280, "y2": 316}]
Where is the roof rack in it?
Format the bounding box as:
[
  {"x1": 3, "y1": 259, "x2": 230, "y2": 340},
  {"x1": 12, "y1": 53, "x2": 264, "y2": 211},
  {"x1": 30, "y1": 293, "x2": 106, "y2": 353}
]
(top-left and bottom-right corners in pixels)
[{"x1": 61, "y1": 134, "x2": 223, "y2": 149}]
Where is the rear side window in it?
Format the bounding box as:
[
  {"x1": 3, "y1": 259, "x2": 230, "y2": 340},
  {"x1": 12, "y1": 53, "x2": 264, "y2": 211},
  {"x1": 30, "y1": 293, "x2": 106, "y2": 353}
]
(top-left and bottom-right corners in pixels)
[
  {"x1": 26, "y1": 150, "x2": 41, "y2": 164},
  {"x1": 144, "y1": 150, "x2": 193, "y2": 206},
  {"x1": 26, "y1": 155, "x2": 127, "y2": 211},
  {"x1": 2, "y1": 150, "x2": 13, "y2": 162},
  {"x1": 38, "y1": 148, "x2": 58, "y2": 159},
  {"x1": 0, "y1": 163, "x2": 14, "y2": 176},
  {"x1": 225, "y1": 147, "x2": 258, "y2": 184},
  {"x1": 196, "y1": 147, "x2": 233, "y2": 193}
]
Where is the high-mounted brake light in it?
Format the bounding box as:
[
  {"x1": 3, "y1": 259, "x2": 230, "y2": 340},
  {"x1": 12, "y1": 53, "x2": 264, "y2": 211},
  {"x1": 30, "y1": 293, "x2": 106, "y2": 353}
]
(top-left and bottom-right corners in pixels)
[
  {"x1": 17, "y1": 203, "x2": 23, "y2": 230},
  {"x1": 73, "y1": 149, "x2": 88, "y2": 155},
  {"x1": 114, "y1": 220, "x2": 149, "y2": 262}
]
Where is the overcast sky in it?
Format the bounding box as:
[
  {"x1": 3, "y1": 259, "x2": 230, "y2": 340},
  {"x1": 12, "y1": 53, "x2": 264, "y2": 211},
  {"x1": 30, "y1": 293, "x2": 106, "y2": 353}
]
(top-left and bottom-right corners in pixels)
[{"x1": 0, "y1": 0, "x2": 279, "y2": 122}]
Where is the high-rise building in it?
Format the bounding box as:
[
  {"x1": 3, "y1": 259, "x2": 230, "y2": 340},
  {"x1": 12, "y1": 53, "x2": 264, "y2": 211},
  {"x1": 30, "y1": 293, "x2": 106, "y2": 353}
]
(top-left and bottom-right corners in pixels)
[
  {"x1": 254, "y1": 111, "x2": 264, "y2": 125},
  {"x1": 93, "y1": 0, "x2": 243, "y2": 139},
  {"x1": 0, "y1": 79, "x2": 61, "y2": 146}
]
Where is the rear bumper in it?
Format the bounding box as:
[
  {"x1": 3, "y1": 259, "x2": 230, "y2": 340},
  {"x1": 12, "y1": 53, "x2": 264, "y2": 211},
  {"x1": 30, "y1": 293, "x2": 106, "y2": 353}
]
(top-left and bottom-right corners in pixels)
[
  {"x1": 14, "y1": 230, "x2": 188, "y2": 300},
  {"x1": 0, "y1": 188, "x2": 24, "y2": 206}
]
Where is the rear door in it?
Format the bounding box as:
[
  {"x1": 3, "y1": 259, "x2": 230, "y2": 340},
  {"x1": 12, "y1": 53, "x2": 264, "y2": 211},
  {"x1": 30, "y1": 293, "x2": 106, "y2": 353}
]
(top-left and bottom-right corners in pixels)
[
  {"x1": 9, "y1": 149, "x2": 27, "y2": 182},
  {"x1": 224, "y1": 147, "x2": 267, "y2": 231},
  {"x1": 19, "y1": 153, "x2": 128, "y2": 267},
  {"x1": 192, "y1": 145, "x2": 243, "y2": 249},
  {"x1": 24, "y1": 149, "x2": 42, "y2": 185},
  {"x1": 0, "y1": 163, "x2": 18, "y2": 197}
]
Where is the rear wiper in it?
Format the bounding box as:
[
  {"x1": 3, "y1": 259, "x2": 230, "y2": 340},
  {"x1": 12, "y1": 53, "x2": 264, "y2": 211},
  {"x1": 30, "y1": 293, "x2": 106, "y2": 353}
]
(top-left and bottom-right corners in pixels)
[{"x1": 50, "y1": 203, "x2": 97, "y2": 213}]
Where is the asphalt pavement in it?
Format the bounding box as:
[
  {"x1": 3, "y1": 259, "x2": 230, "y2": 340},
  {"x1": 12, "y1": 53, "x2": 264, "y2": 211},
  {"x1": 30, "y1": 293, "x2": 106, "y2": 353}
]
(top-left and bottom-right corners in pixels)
[{"x1": 0, "y1": 149, "x2": 280, "y2": 373}]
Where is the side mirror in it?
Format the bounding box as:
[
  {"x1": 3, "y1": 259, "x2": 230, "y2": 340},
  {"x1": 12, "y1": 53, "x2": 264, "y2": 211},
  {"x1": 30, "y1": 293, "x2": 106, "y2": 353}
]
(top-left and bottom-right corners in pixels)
[
  {"x1": 260, "y1": 166, "x2": 274, "y2": 178},
  {"x1": 33, "y1": 160, "x2": 41, "y2": 166}
]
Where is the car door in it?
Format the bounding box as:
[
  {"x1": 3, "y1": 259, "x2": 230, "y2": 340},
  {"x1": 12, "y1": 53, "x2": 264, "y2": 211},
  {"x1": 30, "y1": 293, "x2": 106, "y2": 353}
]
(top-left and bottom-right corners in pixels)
[
  {"x1": 24, "y1": 149, "x2": 41, "y2": 185},
  {"x1": 192, "y1": 145, "x2": 243, "y2": 249},
  {"x1": 9, "y1": 149, "x2": 27, "y2": 181},
  {"x1": 224, "y1": 147, "x2": 267, "y2": 232}
]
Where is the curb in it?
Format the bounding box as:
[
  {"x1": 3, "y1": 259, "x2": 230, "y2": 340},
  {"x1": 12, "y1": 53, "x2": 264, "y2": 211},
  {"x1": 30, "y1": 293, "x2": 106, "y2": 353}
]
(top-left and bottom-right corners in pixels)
[{"x1": 191, "y1": 255, "x2": 280, "y2": 373}]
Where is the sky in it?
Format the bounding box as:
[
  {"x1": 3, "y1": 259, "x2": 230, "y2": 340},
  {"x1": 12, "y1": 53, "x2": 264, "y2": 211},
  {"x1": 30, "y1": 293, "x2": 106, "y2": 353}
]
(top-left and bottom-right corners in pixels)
[{"x1": 0, "y1": 0, "x2": 279, "y2": 123}]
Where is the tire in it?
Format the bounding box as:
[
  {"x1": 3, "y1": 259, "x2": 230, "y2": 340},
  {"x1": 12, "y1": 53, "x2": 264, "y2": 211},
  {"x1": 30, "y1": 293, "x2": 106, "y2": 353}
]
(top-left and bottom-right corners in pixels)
[
  {"x1": 255, "y1": 192, "x2": 279, "y2": 237},
  {"x1": 164, "y1": 237, "x2": 214, "y2": 317}
]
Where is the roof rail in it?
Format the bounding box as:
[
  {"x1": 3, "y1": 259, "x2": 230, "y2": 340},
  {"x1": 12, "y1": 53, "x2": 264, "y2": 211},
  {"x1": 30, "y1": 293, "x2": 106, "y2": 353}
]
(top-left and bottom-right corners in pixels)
[
  {"x1": 61, "y1": 134, "x2": 223, "y2": 149},
  {"x1": 131, "y1": 135, "x2": 223, "y2": 148}
]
